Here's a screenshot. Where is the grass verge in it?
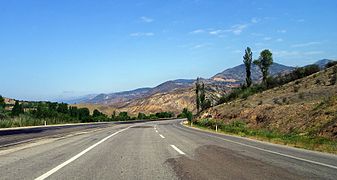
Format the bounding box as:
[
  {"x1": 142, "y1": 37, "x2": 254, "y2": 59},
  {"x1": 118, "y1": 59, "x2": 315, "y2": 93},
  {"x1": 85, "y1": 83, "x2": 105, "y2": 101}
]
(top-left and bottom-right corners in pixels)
[
  {"x1": 191, "y1": 119, "x2": 337, "y2": 154},
  {"x1": 0, "y1": 114, "x2": 81, "y2": 128}
]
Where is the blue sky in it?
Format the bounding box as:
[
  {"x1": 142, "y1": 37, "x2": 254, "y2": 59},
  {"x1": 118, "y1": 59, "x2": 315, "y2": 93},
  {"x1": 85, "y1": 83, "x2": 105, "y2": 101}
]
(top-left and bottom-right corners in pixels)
[{"x1": 1, "y1": 0, "x2": 337, "y2": 101}]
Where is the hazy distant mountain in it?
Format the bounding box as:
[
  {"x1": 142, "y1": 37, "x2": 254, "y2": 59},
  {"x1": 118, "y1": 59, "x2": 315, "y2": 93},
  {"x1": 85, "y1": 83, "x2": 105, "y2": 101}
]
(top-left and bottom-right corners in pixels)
[
  {"x1": 59, "y1": 94, "x2": 98, "y2": 104},
  {"x1": 86, "y1": 88, "x2": 152, "y2": 104}
]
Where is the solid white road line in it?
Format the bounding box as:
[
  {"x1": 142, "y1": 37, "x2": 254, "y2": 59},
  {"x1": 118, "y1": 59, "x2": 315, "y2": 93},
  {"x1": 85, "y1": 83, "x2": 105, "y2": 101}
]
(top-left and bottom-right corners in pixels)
[
  {"x1": 159, "y1": 134, "x2": 165, "y2": 138},
  {"x1": 175, "y1": 123, "x2": 337, "y2": 170},
  {"x1": 170, "y1": 145, "x2": 185, "y2": 155},
  {"x1": 35, "y1": 126, "x2": 131, "y2": 180}
]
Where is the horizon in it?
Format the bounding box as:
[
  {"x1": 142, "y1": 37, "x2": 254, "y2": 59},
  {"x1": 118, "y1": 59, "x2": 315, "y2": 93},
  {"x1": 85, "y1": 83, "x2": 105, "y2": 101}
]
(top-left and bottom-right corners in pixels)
[{"x1": 1, "y1": 0, "x2": 337, "y2": 101}]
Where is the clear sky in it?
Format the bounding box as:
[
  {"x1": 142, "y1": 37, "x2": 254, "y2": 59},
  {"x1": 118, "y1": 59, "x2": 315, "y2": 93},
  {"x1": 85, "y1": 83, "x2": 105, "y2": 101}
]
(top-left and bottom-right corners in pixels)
[{"x1": 1, "y1": 0, "x2": 337, "y2": 101}]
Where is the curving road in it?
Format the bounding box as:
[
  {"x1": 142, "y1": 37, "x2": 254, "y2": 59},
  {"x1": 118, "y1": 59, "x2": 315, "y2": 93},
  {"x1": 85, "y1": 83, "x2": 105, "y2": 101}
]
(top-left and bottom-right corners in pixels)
[{"x1": 0, "y1": 119, "x2": 336, "y2": 180}]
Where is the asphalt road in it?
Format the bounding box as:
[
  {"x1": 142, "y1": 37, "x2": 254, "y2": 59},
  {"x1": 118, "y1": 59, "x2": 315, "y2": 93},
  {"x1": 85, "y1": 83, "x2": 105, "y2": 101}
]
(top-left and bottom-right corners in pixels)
[{"x1": 0, "y1": 119, "x2": 336, "y2": 180}]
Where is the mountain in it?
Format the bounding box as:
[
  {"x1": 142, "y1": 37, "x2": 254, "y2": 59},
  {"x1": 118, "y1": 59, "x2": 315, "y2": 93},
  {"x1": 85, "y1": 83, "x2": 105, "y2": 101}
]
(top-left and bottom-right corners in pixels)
[
  {"x1": 86, "y1": 88, "x2": 152, "y2": 104},
  {"x1": 81, "y1": 79, "x2": 195, "y2": 105},
  {"x1": 314, "y1": 59, "x2": 336, "y2": 69},
  {"x1": 211, "y1": 63, "x2": 294, "y2": 83},
  {"x1": 59, "y1": 94, "x2": 98, "y2": 104}
]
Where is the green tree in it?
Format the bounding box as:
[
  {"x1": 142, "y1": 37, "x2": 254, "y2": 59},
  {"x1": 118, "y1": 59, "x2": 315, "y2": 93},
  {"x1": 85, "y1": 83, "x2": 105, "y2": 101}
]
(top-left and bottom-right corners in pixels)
[
  {"x1": 47, "y1": 102, "x2": 58, "y2": 111},
  {"x1": 254, "y1": 49, "x2": 273, "y2": 85},
  {"x1": 78, "y1": 108, "x2": 90, "y2": 122},
  {"x1": 57, "y1": 103, "x2": 68, "y2": 114},
  {"x1": 195, "y1": 78, "x2": 201, "y2": 114},
  {"x1": 69, "y1": 106, "x2": 79, "y2": 118},
  {"x1": 137, "y1": 112, "x2": 147, "y2": 119},
  {"x1": 11, "y1": 100, "x2": 24, "y2": 116},
  {"x1": 0, "y1": 95, "x2": 5, "y2": 110},
  {"x1": 178, "y1": 108, "x2": 193, "y2": 122},
  {"x1": 200, "y1": 82, "x2": 206, "y2": 111},
  {"x1": 117, "y1": 112, "x2": 130, "y2": 121},
  {"x1": 111, "y1": 111, "x2": 116, "y2": 121},
  {"x1": 93, "y1": 109, "x2": 102, "y2": 118},
  {"x1": 243, "y1": 47, "x2": 253, "y2": 87}
]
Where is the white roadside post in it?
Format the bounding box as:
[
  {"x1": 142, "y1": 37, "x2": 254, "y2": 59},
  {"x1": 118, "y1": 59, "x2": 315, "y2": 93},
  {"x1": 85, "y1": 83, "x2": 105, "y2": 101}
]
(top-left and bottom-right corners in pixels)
[
  {"x1": 215, "y1": 109, "x2": 218, "y2": 132},
  {"x1": 215, "y1": 120, "x2": 218, "y2": 132},
  {"x1": 44, "y1": 121, "x2": 46, "y2": 126}
]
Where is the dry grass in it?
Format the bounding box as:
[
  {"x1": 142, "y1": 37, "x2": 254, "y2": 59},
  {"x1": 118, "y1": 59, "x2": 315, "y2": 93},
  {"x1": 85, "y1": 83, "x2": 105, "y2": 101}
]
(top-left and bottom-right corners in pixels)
[{"x1": 200, "y1": 65, "x2": 337, "y2": 140}]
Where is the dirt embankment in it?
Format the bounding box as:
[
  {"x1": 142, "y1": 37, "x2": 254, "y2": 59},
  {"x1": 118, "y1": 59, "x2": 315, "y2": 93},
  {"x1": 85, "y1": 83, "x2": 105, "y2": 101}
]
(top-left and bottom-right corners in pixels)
[{"x1": 200, "y1": 65, "x2": 337, "y2": 140}]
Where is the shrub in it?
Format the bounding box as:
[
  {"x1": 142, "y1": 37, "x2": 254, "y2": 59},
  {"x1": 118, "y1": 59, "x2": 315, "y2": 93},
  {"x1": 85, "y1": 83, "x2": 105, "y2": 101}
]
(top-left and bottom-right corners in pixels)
[
  {"x1": 293, "y1": 85, "x2": 300, "y2": 93},
  {"x1": 282, "y1": 97, "x2": 287, "y2": 104},
  {"x1": 178, "y1": 108, "x2": 193, "y2": 122},
  {"x1": 329, "y1": 66, "x2": 337, "y2": 85}
]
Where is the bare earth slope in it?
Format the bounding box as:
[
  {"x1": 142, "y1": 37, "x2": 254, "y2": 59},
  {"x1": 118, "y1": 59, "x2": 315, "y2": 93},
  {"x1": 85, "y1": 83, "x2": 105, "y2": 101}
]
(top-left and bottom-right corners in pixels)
[
  {"x1": 200, "y1": 65, "x2": 337, "y2": 140},
  {"x1": 75, "y1": 85, "x2": 227, "y2": 116}
]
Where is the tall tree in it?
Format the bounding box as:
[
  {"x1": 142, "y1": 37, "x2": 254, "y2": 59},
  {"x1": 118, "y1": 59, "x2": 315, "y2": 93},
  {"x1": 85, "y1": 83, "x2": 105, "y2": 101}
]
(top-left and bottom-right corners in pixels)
[
  {"x1": 11, "y1": 100, "x2": 24, "y2": 116},
  {"x1": 0, "y1": 95, "x2": 5, "y2": 110},
  {"x1": 243, "y1": 47, "x2": 253, "y2": 87},
  {"x1": 195, "y1": 78, "x2": 201, "y2": 114},
  {"x1": 200, "y1": 82, "x2": 206, "y2": 110},
  {"x1": 111, "y1": 111, "x2": 116, "y2": 120},
  {"x1": 253, "y1": 49, "x2": 273, "y2": 85}
]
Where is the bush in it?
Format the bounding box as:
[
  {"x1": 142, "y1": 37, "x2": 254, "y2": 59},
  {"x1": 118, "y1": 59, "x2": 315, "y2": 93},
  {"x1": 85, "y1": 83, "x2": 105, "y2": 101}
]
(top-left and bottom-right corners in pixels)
[
  {"x1": 178, "y1": 108, "x2": 193, "y2": 122},
  {"x1": 217, "y1": 84, "x2": 265, "y2": 104},
  {"x1": 329, "y1": 66, "x2": 337, "y2": 85},
  {"x1": 293, "y1": 85, "x2": 300, "y2": 93}
]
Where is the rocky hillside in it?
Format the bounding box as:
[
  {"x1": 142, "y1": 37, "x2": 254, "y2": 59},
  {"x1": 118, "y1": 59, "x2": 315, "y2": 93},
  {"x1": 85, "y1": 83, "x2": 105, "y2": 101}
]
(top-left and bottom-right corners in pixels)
[
  {"x1": 75, "y1": 84, "x2": 228, "y2": 116},
  {"x1": 200, "y1": 64, "x2": 337, "y2": 140}
]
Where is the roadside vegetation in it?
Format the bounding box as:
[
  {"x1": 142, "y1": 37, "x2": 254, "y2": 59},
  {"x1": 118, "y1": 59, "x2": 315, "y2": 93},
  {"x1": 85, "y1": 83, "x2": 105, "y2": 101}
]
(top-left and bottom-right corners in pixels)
[
  {"x1": 0, "y1": 96, "x2": 175, "y2": 128},
  {"x1": 218, "y1": 49, "x2": 321, "y2": 105},
  {"x1": 193, "y1": 119, "x2": 337, "y2": 153},
  {"x1": 192, "y1": 47, "x2": 337, "y2": 154}
]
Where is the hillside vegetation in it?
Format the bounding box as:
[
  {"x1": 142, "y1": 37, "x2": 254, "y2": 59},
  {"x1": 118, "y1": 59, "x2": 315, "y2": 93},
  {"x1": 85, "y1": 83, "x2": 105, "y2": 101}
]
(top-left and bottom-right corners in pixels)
[{"x1": 197, "y1": 64, "x2": 337, "y2": 153}]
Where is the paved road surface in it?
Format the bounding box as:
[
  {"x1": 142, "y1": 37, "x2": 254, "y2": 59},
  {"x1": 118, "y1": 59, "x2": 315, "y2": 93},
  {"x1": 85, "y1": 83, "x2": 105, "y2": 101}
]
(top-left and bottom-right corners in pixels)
[{"x1": 0, "y1": 119, "x2": 336, "y2": 179}]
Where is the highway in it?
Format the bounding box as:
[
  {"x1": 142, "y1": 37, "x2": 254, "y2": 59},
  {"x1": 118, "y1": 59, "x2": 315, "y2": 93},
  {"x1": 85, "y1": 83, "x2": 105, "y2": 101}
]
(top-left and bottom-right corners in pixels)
[{"x1": 0, "y1": 119, "x2": 336, "y2": 180}]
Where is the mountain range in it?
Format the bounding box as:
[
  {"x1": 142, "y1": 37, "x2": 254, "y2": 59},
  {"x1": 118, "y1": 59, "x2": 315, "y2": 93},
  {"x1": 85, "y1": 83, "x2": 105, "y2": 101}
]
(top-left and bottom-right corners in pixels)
[{"x1": 63, "y1": 59, "x2": 335, "y2": 115}]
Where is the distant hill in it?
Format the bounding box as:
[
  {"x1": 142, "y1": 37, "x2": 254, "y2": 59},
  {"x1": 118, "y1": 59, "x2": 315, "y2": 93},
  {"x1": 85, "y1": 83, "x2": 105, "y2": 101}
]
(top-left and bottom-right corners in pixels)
[{"x1": 60, "y1": 94, "x2": 98, "y2": 104}]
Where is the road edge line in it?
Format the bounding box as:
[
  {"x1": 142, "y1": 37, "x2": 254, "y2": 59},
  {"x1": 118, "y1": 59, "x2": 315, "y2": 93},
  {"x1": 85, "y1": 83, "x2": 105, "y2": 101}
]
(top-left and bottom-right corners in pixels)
[{"x1": 177, "y1": 122, "x2": 337, "y2": 170}]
